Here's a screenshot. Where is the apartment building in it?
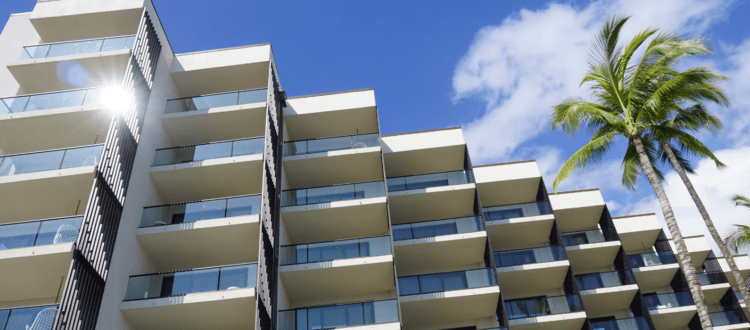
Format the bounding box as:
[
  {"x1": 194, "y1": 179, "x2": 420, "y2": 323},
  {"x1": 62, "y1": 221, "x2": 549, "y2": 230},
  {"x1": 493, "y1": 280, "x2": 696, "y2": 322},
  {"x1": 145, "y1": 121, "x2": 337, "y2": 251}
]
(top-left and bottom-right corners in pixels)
[{"x1": 0, "y1": 1, "x2": 749, "y2": 330}]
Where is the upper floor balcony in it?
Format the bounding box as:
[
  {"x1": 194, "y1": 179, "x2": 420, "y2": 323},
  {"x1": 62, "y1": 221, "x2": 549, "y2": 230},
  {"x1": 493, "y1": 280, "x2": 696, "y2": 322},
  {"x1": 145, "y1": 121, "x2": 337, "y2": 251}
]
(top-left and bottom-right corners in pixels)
[
  {"x1": 0, "y1": 305, "x2": 58, "y2": 330},
  {"x1": 668, "y1": 236, "x2": 712, "y2": 269},
  {"x1": 381, "y1": 127, "x2": 466, "y2": 179},
  {"x1": 612, "y1": 214, "x2": 663, "y2": 254},
  {"x1": 697, "y1": 272, "x2": 731, "y2": 304},
  {"x1": 121, "y1": 263, "x2": 257, "y2": 330},
  {"x1": 711, "y1": 310, "x2": 750, "y2": 329},
  {"x1": 548, "y1": 189, "x2": 606, "y2": 232},
  {"x1": 627, "y1": 251, "x2": 680, "y2": 290},
  {"x1": 494, "y1": 246, "x2": 570, "y2": 296},
  {"x1": 562, "y1": 228, "x2": 622, "y2": 273},
  {"x1": 162, "y1": 89, "x2": 268, "y2": 146},
  {"x1": 278, "y1": 299, "x2": 400, "y2": 330},
  {"x1": 136, "y1": 195, "x2": 260, "y2": 271},
  {"x1": 0, "y1": 88, "x2": 111, "y2": 155},
  {"x1": 644, "y1": 292, "x2": 696, "y2": 329},
  {"x1": 392, "y1": 216, "x2": 487, "y2": 275},
  {"x1": 473, "y1": 160, "x2": 542, "y2": 207},
  {"x1": 0, "y1": 144, "x2": 102, "y2": 223},
  {"x1": 8, "y1": 36, "x2": 135, "y2": 94},
  {"x1": 398, "y1": 269, "x2": 499, "y2": 327},
  {"x1": 576, "y1": 270, "x2": 639, "y2": 314},
  {"x1": 280, "y1": 181, "x2": 389, "y2": 244},
  {"x1": 0, "y1": 216, "x2": 81, "y2": 305},
  {"x1": 387, "y1": 170, "x2": 475, "y2": 224},
  {"x1": 285, "y1": 89, "x2": 379, "y2": 144},
  {"x1": 505, "y1": 295, "x2": 587, "y2": 330},
  {"x1": 149, "y1": 137, "x2": 264, "y2": 203},
  {"x1": 29, "y1": 0, "x2": 143, "y2": 43},
  {"x1": 483, "y1": 201, "x2": 555, "y2": 251},
  {"x1": 279, "y1": 236, "x2": 394, "y2": 303}
]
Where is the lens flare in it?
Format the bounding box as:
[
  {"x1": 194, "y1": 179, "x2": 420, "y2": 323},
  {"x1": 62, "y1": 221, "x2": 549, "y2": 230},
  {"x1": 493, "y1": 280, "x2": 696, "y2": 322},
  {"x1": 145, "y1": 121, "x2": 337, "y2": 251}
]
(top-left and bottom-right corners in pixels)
[{"x1": 101, "y1": 86, "x2": 128, "y2": 114}]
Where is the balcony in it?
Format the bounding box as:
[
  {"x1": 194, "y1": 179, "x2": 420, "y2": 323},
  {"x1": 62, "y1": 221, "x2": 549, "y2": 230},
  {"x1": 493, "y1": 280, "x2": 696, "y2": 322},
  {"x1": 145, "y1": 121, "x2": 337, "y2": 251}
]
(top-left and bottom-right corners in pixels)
[
  {"x1": 279, "y1": 236, "x2": 394, "y2": 302},
  {"x1": 149, "y1": 138, "x2": 264, "y2": 203},
  {"x1": 645, "y1": 292, "x2": 696, "y2": 329},
  {"x1": 387, "y1": 170, "x2": 475, "y2": 224},
  {"x1": 121, "y1": 264, "x2": 257, "y2": 330},
  {"x1": 162, "y1": 89, "x2": 267, "y2": 146},
  {"x1": 669, "y1": 236, "x2": 712, "y2": 268},
  {"x1": 548, "y1": 190, "x2": 606, "y2": 232},
  {"x1": 0, "y1": 88, "x2": 111, "y2": 154},
  {"x1": 612, "y1": 214, "x2": 662, "y2": 254},
  {"x1": 278, "y1": 299, "x2": 400, "y2": 330},
  {"x1": 576, "y1": 270, "x2": 639, "y2": 313},
  {"x1": 505, "y1": 295, "x2": 587, "y2": 330},
  {"x1": 7, "y1": 36, "x2": 135, "y2": 94},
  {"x1": 283, "y1": 133, "x2": 384, "y2": 189},
  {"x1": 392, "y1": 216, "x2": 487, "y2": 275},
  {"x1": 381, "y1": 127, "x2": 466, "y2": 179},
  {"x1": 280, "y1": 181, "x2": 388, "y2": 244},
  {"x1": 562, "y1": 228, "x2": 622, "y2": 272},
  {"x1": 589, "y1": 317, "x2": 652, "y2": 330},
  {"x1": 494, "y1": 246, "x2": 570, "y2": 296},
  {"x1": 483, "y1": 201, "x2": 555, "y2": 251},
  {"x1": 473, "y1": 160, "x2": 542, "y2": 206},
  {"x1": 0, "y1": 145, "x2": 102, "y2": 223},
  {"x1": 712, "y1": 311, "x2": 750, "y2": 329},
  {"x1": 0, "y1": 305, "x2": 58, "y2": 330},
  {"x1": 29, "y1": 0, "x2": 143, "y2": 42},
  {"x1": 0, "y1": 216, "x2": 80, "y2": 304},
  {"x1": 398, "y1": 269, "x2": 499, "y2": 326},
  {"x1": 627, "y1": 251, "x2": 680, "y2": 290},
  {"x1": 697, "y1": 272, "x2": 731, "y2": 304},
  {"x1": 136, "y1": 195, "x2": 260, "y2": 271}
]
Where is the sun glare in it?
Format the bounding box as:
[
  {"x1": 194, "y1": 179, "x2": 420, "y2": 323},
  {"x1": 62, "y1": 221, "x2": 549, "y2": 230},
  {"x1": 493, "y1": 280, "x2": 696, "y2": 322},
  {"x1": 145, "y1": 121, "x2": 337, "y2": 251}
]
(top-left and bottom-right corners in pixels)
[{"x1": 101, "y1": 86, "x2": 129, "y2": 114}]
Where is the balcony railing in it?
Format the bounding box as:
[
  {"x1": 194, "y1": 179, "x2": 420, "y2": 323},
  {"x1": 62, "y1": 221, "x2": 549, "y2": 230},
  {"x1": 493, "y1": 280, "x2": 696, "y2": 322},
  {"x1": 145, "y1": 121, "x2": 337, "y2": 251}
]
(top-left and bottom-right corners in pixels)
[
  {"x1": 494, "y1": 246, "x2": 567, "y2": 268},
  {"x1": 20, "y1": 35, "x2": 136, "y2": 60},
  {"x1": 644, "y1": 292, "x2": 694, "y2": 310},
  {"x1": 697, "y1": 272, "x2": 728, "y2": 285},
  {"x1": 280, "y1": 236, "x2": 391, "y2": 266},
  {"x1": 0, "y1": 88, "x2": 104, "y2": 115},
  {"x1": 562, "y1": 228, "x2": 618, "y2": 247},
  {"x1": 281, "y1": 181, "x2": 385, "y2": 207},
  {"x1": 398, "y1": 268, "x2": 496, "y2": 296},
  {"x1": 736, "y1": 290, "x2": 744, "y2": 303},
  {"x1": 627, "y1": 251, "x2": 677, "y2": 268},
  {"x1": 483, "y1": 201, "x2": 553, "y2": 221},
  {"x1": 278, "y1": 299, "x2": 399, "y2": 330},
  {"x1": 165, "y1": 88, "x2": 267, "y2": 114},
  {"x1": 576, "y1": 270, "x2": 636, "y2": 290},
  {"x1": 392, "y1": 215, "x2": 483, "y2": 241},
  {"x1": 283, "y1": 133, "x2": 380, "y2": 156},
  {"x1": 152, "y1": 137, "x2": 264, "y2": 166},
  {"x1": 0, "y1": 216, "x2": 82, "y2": 250},
  {"x1": 711, "y1": 311, "x2": 748, "y2": 326},
  {"x1": 140, "y1": 194, "x2": 261, "y2": 228},
  {"x1": 387, "y1": 170, "x2": 473, "y2": 192},
  {"x1": 590, "y1": 317, "x2": 652, "y2": 330},
  {"x1": 505, "y1": 295, "x2": 584, "y2": 320},
  {"x1": 0, "y1": 144, "x2": 103, "y2": 177},
  {"x1": 123, "y1": 263, "x2": 257, "y2": 301},
  {"x1": 0, "y1": 305, "x2": 58, "y2": 330}
]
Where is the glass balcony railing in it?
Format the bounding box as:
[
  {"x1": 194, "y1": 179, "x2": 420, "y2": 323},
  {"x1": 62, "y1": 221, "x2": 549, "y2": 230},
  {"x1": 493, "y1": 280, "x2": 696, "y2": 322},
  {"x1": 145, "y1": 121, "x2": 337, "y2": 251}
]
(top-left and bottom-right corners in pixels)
[
  {"x1": 644, "y1": 292, "x2": 694, "y2": 310},
  {"x1": 483, "y1": 201, "x2": 552, "y2": 221},
  {"x1": 165, "y1": 88, "x2": 267, "y2": 114},
  {"x1": 398, "y1": 268, "x2": 496, "y2": 296},
  {"x1": 590, "y1": 317, "x2": 652, "y2": 330},
  {"x1": 697, "y1": 272, "x2": 728, "y2": 285},
  {"x1": 576, "y1": 270, "x2": 636, "y2": 290},
  {"x1": 280, "y1": 236, "x2": 391, "y2": 266},
  {"x1": 711, "y1": 311, "x2": 748, "y2": 326},
  {"x1": 562, "y1": 228, "x2": 618, "y2": 247},
  {"x1": 140, "y1": 194, "x2": 261, "y2": 228},
  {"x1": 0, "y1": 144, "x2": 103, "y2": 177},
  {"x1": 152, "y1": 137, "x2": 264, "y2": 166},
  {"x1": 278, "y1": 299, "x2": 399, "y2": 330},
  {"x1": 283, "y1": 133, "x2": 380, "y2": 156},
  {"x1": 494, "y1": 246, "x2": 567, "y2": 268},
  {"x1": 20, "y1": 35, "x2": 136, "y2": 60},
  {"x1": 736, "y1": 290, "x2": 744, "y2": 303},
  {"x1": 0, "y1": 305, "x2": 58, "y2": 330},
  {"x1": 387, "y1": 170, "x2": 473, "y2": 192},
  {"x1": 627, "y1": 251, "x2": 677, "y2": 268},
  {"x1": 392, "y1": 215, "x2": 483, "y2": 241},
  {"x1": 281, "y1": 181, "x2": 385, "y2": 207},
  {"x1": 123, "y1": 263, "x2": 257, "y2": 301},
  {"x1": 505, "y1": 295, "x2": 584, "y2": 320},
  {"x1": 0, "y1": 88, "x2": 105, "y2": 115},
  {"x1": 0, "y1": 216, "x2": 82, "y2": 250}
]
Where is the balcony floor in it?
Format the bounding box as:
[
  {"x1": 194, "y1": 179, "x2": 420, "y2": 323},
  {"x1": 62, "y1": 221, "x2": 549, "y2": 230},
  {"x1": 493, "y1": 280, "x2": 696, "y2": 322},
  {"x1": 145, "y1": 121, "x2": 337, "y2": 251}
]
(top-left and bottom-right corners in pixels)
[{"x1": 0, "y1": 243, "x2": 73, "y2": 304}]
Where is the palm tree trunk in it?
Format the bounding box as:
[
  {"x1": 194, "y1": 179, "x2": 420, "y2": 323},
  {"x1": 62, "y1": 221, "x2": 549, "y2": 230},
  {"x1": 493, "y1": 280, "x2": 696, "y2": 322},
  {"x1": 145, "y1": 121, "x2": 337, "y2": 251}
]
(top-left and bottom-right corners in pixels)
[
  {"x1": 662, "y1": 143, "x2": 750, "y2": 314},
  {"x1": 633, "y1": 138, "x2": 712, "y2": 329}
]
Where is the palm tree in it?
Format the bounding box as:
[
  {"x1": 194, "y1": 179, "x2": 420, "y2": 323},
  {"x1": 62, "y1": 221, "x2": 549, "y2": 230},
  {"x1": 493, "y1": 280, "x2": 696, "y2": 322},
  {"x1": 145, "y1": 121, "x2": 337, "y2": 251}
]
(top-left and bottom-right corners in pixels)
[
  {"x1": 726, "y1": 195, "x2": 750, "y2": 254},
  {"x1": 551, "y1": 16, "x2": 727, "y2": 328}
]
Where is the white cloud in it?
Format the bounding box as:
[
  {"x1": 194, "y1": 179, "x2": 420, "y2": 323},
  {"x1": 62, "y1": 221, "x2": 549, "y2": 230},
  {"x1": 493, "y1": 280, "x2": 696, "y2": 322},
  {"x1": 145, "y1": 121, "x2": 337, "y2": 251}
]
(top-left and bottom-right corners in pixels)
[
  {"x1": 624, "y1": 146, "x2": 750, "y2": 253},
  {"x1": 453, "y1": 0, "x2": 729, "y2": 164},
  {"x1": 718, "y1": 38, "x2": 750, "y2": 146}
]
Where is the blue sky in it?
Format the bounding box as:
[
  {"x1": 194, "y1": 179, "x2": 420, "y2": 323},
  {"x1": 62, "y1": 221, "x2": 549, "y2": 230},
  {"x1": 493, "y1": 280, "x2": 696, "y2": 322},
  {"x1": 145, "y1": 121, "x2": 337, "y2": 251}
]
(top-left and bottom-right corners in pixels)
[{"x1": 2, "y1": 0, "x2": 750, "y2": 250}]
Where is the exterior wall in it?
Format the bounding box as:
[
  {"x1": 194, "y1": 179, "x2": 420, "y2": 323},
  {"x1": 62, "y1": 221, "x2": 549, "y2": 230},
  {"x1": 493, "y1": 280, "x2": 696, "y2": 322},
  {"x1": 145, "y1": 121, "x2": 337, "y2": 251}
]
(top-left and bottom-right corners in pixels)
[{"x1": 0, "y1": 13, "x2": 41, "y2": 96}]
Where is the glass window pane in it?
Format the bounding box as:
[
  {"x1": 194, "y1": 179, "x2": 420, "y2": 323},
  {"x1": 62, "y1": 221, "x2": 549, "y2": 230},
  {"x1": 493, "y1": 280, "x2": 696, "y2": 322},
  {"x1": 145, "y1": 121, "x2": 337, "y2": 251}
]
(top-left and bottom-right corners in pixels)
[
  {"x1": 219, "y1": 264, "x2": 256, "y2": 290},
  {"x1": 405, "y1": 173, "x2": 448, "y2": 190},
  {"x1": 355, "y1": 134, "x2": 380, "y2": 148},
  {"x1": 100, "y1": 36, "x2": 136, "y2": 52},
  {"x1": 47, "y1": 39, "x2": 103, "y2": 57},
  {"x1": 386, "y1": 177, "x2": 406, "y2": 192},
  {"x1": 35, "y1": 217, "x2": 83, "y2": 246},
  {"x1": 170, "y1": 268, "x2": 219, "y2": 295},
  {"x1": 193, "y1": 142, "x2": 232, "y2": 161},
  {"x1": 2, "y1": 96, "x2": 29, "y2": 114},
  {"x1": 392, "y1": 225, "x2": 413, "y2": 241},
  {"x1": 238, "y1": 89, "x2": 267, "y2": 104},
  {"x1": 183, "y1": 199, "x2": 226, "y2": 222},
  {"x1": 307, "y1": 185, "x2": 353, "y2": 204},
  {"x1": 372, "y1": 300, "x2": 398, "y2": 323},
  {"x1": 4, "y1": 306, "x2": 57, "y2": 330},
  {"x1": 191, "y1": 93, "x2": 238, "y2": 110},
  {"x1": 60, "y1": 145, "x2": 103, "y2": 169},
  {"x1": 227, "y1": 195, "x2": 260, "y2": 217},
  {"x1": 232, "y1": 138, "x2": 264, "y2": 156},
  {"x1": 278, "y1": 311, "x2": 296, "y2": 330},
  {"x1": 0, "y1": 150, "x2": 65, "y2": 176},
  {"x1": 297, "y1": 309, "x2": 307, "y2": 330},
  {"x1": 283, "y1": 141, "x2": 306, "y2": 156},
  {"x1": 25, "y1": 90, "x2": 86, "y2": 112},
  {"x1": 0, "y1": 222, "x2": 40, "y2": 250},
  {"x1": 308, "y1": 136, "x2": 351, "y2": 154},
  {"x1": 359, "y1": 236, "x2": 391, "y2": 256},
  {"x1": 355, "y1": 182, "x2": 385, "y2": 199},
  {"x1": 21, "y1": 45, "x2": 50, "y2": 59},
  {"x1": 398, "y1": 277, "x2": 420, "y2": 295},
  {"x1": 307, "y1": 240, "x2": 359, "y2": 263},
  {"x1": 0, "y1": 310, "x2": 8, "y2": 330}
]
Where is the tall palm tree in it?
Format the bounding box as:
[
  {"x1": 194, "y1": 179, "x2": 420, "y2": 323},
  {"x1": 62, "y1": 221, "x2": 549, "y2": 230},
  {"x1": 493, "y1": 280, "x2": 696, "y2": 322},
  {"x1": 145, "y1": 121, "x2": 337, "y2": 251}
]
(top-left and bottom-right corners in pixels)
[
  {"x1": 726, "y1": 195, "x2": 750, "y2": 254},
  {"x1": 551, "y1": 16, "x2": 728, "y2": 328}
]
